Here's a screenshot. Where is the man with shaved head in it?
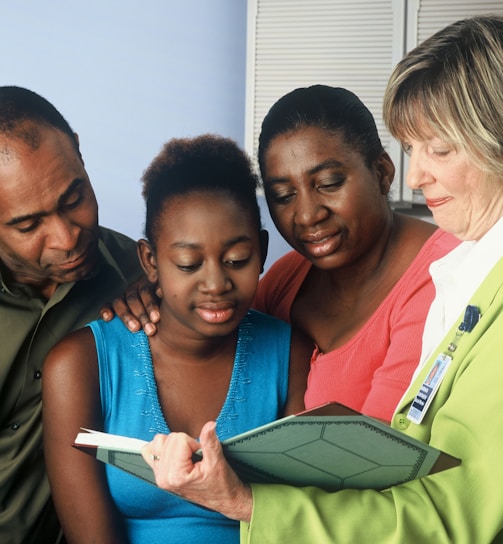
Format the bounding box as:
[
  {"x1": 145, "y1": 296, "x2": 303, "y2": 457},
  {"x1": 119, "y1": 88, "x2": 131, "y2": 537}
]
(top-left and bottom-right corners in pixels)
[{"x1": 0, "y1": 86, "x2": 142, "y2": 543}]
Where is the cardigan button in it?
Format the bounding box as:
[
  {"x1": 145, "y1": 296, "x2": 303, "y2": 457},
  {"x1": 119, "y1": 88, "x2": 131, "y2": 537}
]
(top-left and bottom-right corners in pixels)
[{"x1": 394, "y1": 413, "x2": 410, "y2": 430}]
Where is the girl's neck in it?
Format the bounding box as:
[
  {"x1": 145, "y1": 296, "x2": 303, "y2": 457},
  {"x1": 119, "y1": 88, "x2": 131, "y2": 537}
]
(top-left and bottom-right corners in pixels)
[{"x1": 151, "y1": 320, "x2": 239, "y2": 364}]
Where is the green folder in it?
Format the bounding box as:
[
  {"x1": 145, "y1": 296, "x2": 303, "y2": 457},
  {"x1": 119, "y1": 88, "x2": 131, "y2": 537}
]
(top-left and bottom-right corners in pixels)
[{"x1": 74, "y1": 402, "x2": 460, "y2": 492}]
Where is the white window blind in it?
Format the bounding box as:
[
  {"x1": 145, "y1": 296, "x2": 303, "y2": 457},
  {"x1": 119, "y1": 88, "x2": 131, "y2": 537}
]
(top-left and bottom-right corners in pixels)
[
  {"x1": 416, "y1": 0, "x2": 503, "y2": 44},
  {"x1": 245, "y1": 0, "x2": 404, "y2": 197},
  {"x1": 246, "y1": 0, "x2": 503, "y2": 203}
]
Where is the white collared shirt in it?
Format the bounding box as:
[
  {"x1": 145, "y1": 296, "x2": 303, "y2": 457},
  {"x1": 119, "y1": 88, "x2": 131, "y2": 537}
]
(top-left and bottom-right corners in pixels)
[{"x1": 415, "y1": 217, "x2": 503, "y2": 378}]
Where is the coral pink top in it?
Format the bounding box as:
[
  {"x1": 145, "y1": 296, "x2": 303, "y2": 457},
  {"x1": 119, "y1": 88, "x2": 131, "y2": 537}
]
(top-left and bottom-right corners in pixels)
[{"x1": 253, "y1": 228, "x2": 459, "y2": 422}]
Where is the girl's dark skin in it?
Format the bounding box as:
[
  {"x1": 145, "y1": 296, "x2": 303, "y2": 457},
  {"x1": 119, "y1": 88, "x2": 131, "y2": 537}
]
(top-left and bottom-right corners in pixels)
[
  {"x1": 43, "y1": 190, "x2": 311, "y2": 543},
  {"x1": 104, "y1": 127, "x2": 436, "y2": 356}
]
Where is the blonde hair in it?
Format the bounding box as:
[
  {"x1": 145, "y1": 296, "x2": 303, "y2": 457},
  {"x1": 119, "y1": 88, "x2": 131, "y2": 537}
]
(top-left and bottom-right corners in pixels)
[{"x1": 383, "y1": 15, "x2": 503, "y2": 178}]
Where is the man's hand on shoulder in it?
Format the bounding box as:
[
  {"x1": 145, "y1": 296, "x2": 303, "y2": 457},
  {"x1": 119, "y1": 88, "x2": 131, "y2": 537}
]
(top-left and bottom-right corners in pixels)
[{"x1": 99, "y1": 275, "x2": 160, "y2": 336}]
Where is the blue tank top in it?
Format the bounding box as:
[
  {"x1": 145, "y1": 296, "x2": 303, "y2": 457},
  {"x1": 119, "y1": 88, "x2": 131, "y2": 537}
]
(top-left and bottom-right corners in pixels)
[{"x1": 88, "y1": 310, "x2": 290, "y2": 543}]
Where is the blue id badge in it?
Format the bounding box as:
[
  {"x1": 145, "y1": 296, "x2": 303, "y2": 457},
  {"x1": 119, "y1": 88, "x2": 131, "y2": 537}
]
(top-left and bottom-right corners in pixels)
[{"x1": 407, "y1": 353, "x2": 452, "y2": 424}]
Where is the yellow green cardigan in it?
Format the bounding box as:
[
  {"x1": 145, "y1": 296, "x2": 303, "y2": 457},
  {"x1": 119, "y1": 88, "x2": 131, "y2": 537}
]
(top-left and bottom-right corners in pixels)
[{"x1": 242, "y1": 257, "x2": 503, "y2": 543}]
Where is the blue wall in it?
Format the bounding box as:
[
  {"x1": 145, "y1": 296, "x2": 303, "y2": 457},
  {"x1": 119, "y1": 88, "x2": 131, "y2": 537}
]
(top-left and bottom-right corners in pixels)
[{"x1": 0, "y1": 0, "x2": 288, "y2": 270}]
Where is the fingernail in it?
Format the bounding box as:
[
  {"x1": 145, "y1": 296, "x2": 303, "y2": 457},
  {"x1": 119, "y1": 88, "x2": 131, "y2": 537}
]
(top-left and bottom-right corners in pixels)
[{"x1": 128, "y1": 320, "x2": 140, "y2": 331}]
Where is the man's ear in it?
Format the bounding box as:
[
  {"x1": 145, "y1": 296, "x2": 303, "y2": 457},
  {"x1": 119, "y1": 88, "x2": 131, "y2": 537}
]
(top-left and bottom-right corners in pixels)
[
  {"x1": 259, "y1": 229, "x2": 269, "y2": 274},
  {"x1": 137, "y1": 239, "x2": 158, "y2": 284}
]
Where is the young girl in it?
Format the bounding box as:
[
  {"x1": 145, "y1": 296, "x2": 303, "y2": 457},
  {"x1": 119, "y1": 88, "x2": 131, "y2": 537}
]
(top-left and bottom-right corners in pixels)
[{"x1": 42, "y1": 135, "x2": 311, "y2": 543}]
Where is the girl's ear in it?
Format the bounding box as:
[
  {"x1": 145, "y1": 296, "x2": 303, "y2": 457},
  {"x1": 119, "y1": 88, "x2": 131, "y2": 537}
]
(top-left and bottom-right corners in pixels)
[{"x1": 137, "y1": 239, "x2": 158, "y2": 284}]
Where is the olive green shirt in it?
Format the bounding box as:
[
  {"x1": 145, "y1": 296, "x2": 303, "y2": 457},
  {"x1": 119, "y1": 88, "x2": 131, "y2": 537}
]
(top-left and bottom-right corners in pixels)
[{"x1": 0, "y1": 227, "x2": 142, "y2": 544}]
